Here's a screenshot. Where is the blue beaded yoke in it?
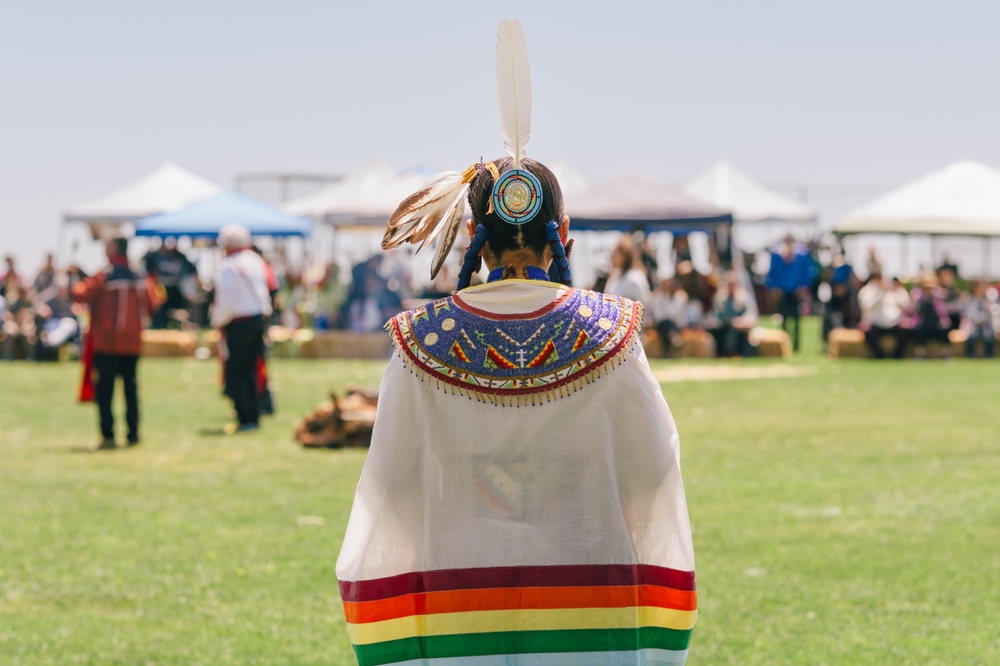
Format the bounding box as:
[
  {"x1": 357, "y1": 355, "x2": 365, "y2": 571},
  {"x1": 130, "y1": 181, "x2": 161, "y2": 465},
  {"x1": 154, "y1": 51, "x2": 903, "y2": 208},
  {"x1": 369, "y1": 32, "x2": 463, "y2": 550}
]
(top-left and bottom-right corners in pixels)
[{"x1": 385, "y1": 288, "x2": 643, "y2": 406}]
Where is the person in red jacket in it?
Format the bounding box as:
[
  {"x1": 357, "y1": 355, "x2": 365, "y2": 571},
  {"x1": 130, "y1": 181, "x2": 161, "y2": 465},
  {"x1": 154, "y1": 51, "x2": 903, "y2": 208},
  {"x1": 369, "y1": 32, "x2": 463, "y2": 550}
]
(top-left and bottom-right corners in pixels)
[{"x1": 72, "y1": 237, "x2": 160, "y2": 450}]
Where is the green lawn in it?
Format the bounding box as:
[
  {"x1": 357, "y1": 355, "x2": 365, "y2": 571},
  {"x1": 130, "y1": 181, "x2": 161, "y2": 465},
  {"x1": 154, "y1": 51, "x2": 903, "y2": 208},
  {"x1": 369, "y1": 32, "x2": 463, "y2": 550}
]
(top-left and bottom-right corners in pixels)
[{"x1": 1, "y1": 348, "x2": 999, "y2": 664}]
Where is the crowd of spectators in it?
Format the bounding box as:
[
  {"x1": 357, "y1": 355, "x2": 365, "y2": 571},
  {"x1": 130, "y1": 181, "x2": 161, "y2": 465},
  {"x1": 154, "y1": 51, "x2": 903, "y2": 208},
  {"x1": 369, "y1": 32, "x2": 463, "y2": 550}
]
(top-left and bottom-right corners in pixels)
[
  {"x1": 4, "y1": 233, "x2": 1000, "y2": 362},
  {"x1": 600, "y1": 234, "x2": 761, "y2": 358},
  {"x1": 753, "y1": 237, "x2": 999, "y2": 359},
  {"x1": 0, "y1": 254, "x2": 87, "y2": 361},
  {"x1": 848, "y1": 263, "x2": 997, "y2": 359}
]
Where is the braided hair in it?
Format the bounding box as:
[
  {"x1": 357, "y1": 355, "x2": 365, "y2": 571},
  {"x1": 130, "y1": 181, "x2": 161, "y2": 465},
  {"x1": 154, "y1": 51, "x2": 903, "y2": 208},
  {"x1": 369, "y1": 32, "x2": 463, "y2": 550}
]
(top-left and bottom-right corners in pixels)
[{"x1": 457, "y1": 157, "x2": 571, "y2": 289}]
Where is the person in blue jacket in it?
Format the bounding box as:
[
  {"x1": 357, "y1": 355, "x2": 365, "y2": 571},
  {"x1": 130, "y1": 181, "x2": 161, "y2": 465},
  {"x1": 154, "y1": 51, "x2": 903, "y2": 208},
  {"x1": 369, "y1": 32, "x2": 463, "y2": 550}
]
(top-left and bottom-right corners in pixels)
[{"x1": 767, "y1": 236, "x2": 816, "y2": 351}]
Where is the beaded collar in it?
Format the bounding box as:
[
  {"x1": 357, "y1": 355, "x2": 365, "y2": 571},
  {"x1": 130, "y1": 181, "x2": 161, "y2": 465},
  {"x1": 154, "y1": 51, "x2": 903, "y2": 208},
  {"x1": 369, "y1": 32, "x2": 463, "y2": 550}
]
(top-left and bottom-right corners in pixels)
[{"x1": 385, "y1": 288, "x2": 643, "y2": 407}]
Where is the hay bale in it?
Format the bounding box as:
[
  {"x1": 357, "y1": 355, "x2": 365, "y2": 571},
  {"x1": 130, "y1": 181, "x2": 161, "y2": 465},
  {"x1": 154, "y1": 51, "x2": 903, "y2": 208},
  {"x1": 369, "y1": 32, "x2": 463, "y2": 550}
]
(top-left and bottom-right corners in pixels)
[
  {"x1": 827, "y1": 328, "x2": 869, "y2": 359},
  {"x1": 749, "y1": 327, "x2": 791, "y2": 358},
  {"x1": 299, "y1": 330, "x2": 391, "y2": 359},
  {"x1": 680, "y1": 329, "x2": 715, "y2": 359},
  {"x1": 141, "y1": 329, "x2": 198, "y2": 357}
]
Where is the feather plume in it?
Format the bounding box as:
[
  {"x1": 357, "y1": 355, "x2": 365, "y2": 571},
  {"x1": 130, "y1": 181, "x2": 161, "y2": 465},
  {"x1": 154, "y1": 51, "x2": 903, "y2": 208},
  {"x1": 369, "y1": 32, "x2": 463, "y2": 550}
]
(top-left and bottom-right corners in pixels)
[
  {"x1": 495, "y1": 20, "x2": 531, "y2": 168},
  {"x1": 382, "y1": 172, "x2": 471, "y2": 280},
  {"x1": 382, "y1": 172, "x2": 463, "y2": 250},
  {"x1": 429, "y1": 186, "x2": 467, "y2": 279}
]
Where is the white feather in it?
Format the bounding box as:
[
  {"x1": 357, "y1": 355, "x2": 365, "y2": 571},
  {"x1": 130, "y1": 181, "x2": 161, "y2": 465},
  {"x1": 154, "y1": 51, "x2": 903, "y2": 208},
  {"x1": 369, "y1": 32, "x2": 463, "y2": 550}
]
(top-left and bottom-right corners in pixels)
[
  {"x1": 382, "y1": 172, "x2": 463, "y2": 249},
  {"x1": 429, "y1": 186, "x2": 467, "y2": 279},
  {"x1": 495, "y1": 20, "x2": 531, "y2": 169},
  {"x1": 422, "y1": 184, "x2": 467, "y2": 251}
]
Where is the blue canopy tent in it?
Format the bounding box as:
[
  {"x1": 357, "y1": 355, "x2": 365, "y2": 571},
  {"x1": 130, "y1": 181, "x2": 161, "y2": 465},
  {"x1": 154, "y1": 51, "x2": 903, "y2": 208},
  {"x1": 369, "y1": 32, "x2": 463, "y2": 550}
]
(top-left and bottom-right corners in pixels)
[{"x1": 135, "y1": 191, "x2": 313, "y2": 238}]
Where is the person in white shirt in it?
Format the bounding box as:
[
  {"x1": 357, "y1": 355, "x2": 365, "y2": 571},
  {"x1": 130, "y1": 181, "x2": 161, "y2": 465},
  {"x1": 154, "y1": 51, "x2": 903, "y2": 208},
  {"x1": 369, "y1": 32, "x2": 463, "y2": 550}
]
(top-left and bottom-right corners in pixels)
[
  {"x1": 858, "y1": 272, "x2": 911, "y2": 359},
  {"x1": 212, "y1": 224, "x2": 273, "y2": 432}
]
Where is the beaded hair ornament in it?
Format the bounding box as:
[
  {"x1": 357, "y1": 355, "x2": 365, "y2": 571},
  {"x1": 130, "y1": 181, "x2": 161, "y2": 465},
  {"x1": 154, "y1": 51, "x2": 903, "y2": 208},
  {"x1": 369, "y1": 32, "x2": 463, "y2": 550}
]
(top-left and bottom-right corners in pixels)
[{"x1": 381, "y1": 20, "x2": 572, "y2": 290}]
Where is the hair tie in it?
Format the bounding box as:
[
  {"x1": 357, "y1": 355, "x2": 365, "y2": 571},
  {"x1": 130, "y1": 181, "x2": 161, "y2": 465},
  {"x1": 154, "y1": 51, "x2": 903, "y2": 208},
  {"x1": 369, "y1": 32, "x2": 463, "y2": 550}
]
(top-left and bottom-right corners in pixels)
[{"x1": 544, "y1": 220, "x2": 572, "y2": 286}]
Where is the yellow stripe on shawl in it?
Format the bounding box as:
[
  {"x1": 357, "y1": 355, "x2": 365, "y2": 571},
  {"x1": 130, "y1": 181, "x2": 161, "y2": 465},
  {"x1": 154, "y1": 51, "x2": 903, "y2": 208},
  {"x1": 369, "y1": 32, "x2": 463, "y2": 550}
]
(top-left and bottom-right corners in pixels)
[{"x1": 346, "y1": 606, "x2": 698, "y2": 645}]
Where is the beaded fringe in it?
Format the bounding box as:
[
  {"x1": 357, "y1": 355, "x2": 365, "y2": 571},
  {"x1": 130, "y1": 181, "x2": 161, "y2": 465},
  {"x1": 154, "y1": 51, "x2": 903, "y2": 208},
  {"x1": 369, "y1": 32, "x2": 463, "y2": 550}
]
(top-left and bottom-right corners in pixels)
[{"x1": 386, "y1": 324, "x2": 642, "y2": 408}]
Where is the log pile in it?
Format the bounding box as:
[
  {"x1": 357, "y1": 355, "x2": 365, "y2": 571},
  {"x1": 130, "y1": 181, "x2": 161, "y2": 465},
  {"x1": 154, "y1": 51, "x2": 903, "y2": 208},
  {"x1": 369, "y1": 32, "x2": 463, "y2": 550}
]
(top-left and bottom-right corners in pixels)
[{"x1": 294, "y1": 387, "x2": 378, "y2": 448}]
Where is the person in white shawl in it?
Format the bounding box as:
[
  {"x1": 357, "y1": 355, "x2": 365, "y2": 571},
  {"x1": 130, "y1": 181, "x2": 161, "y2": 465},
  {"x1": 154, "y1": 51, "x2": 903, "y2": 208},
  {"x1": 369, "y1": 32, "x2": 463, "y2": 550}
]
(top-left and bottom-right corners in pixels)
[{"x1": 336, "y1": 20, "x2": 696, "y2": 666}]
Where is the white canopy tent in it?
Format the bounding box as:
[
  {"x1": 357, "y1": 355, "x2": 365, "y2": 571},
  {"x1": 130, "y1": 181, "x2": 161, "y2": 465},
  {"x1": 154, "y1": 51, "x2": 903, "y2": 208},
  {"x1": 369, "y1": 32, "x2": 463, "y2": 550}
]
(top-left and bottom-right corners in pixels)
[
  {"x1": 833, "y1": 161, "x2": 1000, "y2": 279},
  {"x1": 684, "y1": 160, "x2": 817, "y2": 252},
  {"x1": 64, "y1": 162, "x2": 221, "y2": 234},
  {"x1": 833, "y1": 161, "x2": 1000, "y2": 236},
  {"x1": 61, "y1": 162, "x2": 222, "y2": 272}
]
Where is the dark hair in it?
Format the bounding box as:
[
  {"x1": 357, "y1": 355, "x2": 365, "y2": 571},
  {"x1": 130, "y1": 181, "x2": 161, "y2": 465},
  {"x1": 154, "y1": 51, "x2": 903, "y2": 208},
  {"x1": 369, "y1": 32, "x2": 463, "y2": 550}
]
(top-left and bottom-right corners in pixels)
[
  {"x1": 110, "y1": 237, "x2": 128, "y2": 256},
  {"x1": 468, "y1": 157, "x2": 564, "y2": 260}
]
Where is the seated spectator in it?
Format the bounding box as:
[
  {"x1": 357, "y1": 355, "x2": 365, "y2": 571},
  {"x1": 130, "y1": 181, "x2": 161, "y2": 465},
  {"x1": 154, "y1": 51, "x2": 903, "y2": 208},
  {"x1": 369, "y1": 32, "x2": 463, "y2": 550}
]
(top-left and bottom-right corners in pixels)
[
  {"x1": 907, "y1": 273, "x2": 952, "y2": 358},
  {"x1": 823, "y1": 253, "x2": 860, "y2": 339},
  {"x1": 1, "y1": 281, "x2": 36, "y2": 360},
  {"x1": 33, "y1": 279, "x2": 79, "y2": 361},
  {"x1": 649, "y1": 278, "x2": 688, "y2": 354},
  {"x1": 960, "y1": 280, "x2": 996, "y2": 358},
  {"x1": 858, "y1": 273, "x2": 910, "y2": 359},
  {"x1": 706, "y1": 272, "x2": 757, "y2": 357}
]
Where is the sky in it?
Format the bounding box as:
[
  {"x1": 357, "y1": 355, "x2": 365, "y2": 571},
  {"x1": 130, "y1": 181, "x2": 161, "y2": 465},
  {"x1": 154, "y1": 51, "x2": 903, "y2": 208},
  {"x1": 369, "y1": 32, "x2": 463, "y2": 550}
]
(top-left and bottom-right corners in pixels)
[{"x1": 2, "y1": 0, "x2": 999, "y2": 273}]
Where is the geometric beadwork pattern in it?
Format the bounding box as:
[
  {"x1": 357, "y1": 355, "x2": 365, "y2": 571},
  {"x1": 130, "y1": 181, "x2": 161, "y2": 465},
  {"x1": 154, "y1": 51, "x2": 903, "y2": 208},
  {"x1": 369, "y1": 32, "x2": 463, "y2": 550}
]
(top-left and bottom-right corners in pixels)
[{"x1": 385, "y1": 288, "x2": 644, "y2": 406}]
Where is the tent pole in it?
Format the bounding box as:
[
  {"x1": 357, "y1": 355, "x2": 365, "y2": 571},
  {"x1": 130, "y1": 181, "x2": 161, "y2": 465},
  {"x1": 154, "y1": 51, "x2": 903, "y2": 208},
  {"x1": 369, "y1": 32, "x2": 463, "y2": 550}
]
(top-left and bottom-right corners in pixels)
[
  {"x1": 931, "y1": 234, "x2": 938, "y2": 272},
  {"x1": 984, "y1": 236, "x2": 990, "y2": 280},
  {"x1": 900, "y1": 235, "x2": 908, "y2": 278}
]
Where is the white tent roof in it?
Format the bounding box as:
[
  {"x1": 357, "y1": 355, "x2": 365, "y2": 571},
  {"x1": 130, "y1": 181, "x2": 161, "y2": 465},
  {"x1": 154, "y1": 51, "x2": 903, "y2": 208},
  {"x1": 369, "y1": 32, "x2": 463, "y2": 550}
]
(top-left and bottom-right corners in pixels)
[
  {"x1": 64, "y1": 162, "x2": 221, "y2": 223},
  {"x1": 683, "y1": 160, "x2": 816, "y2": 224},
  {"x1": 283, "y1": 160, "x2": 433, "y2": 227},
  {"x1": 833, "y1": 160, "x2": 1000, "y2": 236}
]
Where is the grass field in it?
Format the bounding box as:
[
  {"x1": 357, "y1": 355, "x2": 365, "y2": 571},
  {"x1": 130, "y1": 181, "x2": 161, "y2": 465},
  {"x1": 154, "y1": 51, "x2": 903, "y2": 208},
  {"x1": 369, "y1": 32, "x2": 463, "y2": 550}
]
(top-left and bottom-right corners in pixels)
[{"x1": 2, "y1": 334, "x2": 999, "y2": 664}]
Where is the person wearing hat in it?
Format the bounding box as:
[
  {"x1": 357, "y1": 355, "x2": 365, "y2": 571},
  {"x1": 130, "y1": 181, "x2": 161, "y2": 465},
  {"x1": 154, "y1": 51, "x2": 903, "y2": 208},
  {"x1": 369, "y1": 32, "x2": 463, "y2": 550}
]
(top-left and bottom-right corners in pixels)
[{"x1": 212, "y1": 224, "x2": 273, "y2": 433}]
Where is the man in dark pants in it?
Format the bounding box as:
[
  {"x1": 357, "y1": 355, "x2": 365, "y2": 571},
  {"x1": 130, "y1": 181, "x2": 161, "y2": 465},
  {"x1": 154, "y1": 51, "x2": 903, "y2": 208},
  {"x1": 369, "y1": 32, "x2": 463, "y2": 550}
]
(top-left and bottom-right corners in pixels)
[
  {"x1": 223, "y1": 315, "x2": 265, "y2": 429},
  {"x1": 212, "y1": 224, "x2": 273, "y2": 434},
  {"x1": 94, "y1": 354, "x2": 139, "y2": 441},
  {"x1": 72, "y1": 238, "x2": 159, "y2": 450}
]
